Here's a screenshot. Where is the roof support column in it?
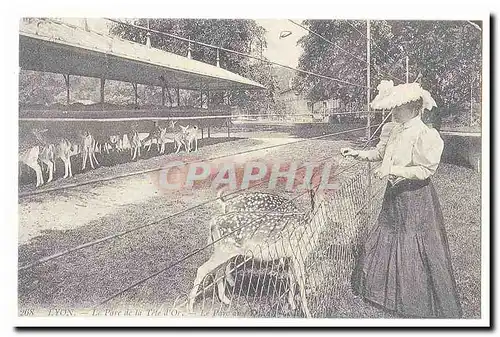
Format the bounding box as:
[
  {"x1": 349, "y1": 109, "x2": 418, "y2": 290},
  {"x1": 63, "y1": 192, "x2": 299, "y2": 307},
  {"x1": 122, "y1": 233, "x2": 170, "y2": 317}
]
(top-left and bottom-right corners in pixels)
[
  {"x1": 62, "y1": 74, "x2": 70, "y2": 106},
  {"x1": 165, "y1": 86, "x2": 173, "y2": 107},
  {"x1": 132, "y1": 82, "x2": 138, "y2": 106},
  {"x1": 207, "y1": 90, "x2": 210, "y2": 138},
  {"x1": 176, "y1": 87, "x2": 180, "y2": 107},
  {"x1": 187, "y1": 40, "x2": 192, "y2": 59},
  {"x1": 161, "y1": 85, "x2": 166, "y2": 106},
  {"x1": 100, "y1": 77, "x2": 106, "y2": 104}
]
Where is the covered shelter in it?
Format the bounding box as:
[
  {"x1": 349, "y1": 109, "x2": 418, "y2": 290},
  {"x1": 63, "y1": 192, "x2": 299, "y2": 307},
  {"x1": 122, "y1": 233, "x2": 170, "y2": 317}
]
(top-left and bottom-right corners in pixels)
[
  {"x1": 19, "y1": 18, "x2": 266, "y2": 137},
  {"x1": 19, "y1": 18, "x2": 265, "y2": 94}
]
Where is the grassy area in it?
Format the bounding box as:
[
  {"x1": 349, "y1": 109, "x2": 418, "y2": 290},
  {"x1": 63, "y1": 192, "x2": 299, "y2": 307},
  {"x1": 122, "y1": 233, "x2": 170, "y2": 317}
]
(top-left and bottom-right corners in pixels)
[{"x1": 432, "y1": 163, "x2": 482, "y2": 319}]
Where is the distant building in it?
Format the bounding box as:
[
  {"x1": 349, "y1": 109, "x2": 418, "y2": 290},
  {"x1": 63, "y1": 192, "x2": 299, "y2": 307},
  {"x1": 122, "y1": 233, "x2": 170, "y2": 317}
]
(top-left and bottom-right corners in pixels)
[
  {"x1": 273, "y1": 66, "x2": 342, "y2": 122},
  {"x1": 278, "y1": 87, "x2": 313, "y2": 121},
  {"x1": 276, "y1": 87, "x2": 341, "y2": 122}
]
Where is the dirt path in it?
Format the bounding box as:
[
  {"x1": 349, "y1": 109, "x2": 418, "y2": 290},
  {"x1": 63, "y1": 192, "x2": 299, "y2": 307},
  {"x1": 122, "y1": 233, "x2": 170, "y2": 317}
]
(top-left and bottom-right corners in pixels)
[{"x1": 18, "y1": 135, "x2": 298, "y2": 245}]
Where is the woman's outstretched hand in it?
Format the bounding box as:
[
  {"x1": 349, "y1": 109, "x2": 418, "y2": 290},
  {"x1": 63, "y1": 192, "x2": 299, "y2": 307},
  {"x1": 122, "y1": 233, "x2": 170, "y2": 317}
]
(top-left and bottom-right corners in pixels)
[
  {"x1": 373, "y1": 168, "x2": 388, "y2": 179},
  {"x1": 341, "y1": 147, "x2": 359, "y2": 158}
]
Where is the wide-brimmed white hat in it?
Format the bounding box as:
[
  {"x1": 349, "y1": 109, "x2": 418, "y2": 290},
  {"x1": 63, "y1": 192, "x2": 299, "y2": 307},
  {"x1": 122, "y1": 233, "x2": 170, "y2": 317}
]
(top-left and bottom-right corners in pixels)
[{"x1": 370, "y1": 80, "x2": 437, "y2": 111}]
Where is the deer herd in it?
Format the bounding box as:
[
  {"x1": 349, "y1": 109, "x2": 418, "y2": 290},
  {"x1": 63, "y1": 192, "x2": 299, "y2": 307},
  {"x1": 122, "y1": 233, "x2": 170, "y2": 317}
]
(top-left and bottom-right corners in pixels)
[{"x1": 18, "y1": 120, "x2": 201, "y2": 188}]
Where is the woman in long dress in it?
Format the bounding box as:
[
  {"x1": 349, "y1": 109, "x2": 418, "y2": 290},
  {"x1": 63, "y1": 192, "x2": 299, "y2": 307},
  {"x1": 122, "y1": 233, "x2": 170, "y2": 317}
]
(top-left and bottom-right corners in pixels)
[{"x1": 341, "y1": 80, "x2": 462, "y2": 318}]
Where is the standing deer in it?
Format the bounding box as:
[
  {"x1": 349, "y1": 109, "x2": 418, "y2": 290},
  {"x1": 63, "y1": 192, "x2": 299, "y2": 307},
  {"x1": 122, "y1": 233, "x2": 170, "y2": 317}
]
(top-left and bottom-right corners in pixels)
[
  {"x1": 54, "y1": 138, "x2": 78, "y2": 178},
  {"x1": 130, "y1": 131, "x2": 142, "y2": 160},
  {"x1": 33, "y1": 129, "x2": 56, "y2": 184},
  {"x1": 80, "y1": 131, "x2": 99, "y2": 170},
  {"x1": 19, "y1": 128, "x2": 55, "y2": 187},
  {"x1": 188, "y1": 188, "x2": 326, "y2": 318},
  {"x1": 184, "y1": 125, "x2": 200, "y2": 153},
  {"x1": 141, "y1": 121, "x2": 164, "y2": 153},
  {"x1": 19, "y1": 141, "x2": 43, "y2": 187},
  {"x1": 169, "y1": 121, "x2": 189, "y2": 154}
]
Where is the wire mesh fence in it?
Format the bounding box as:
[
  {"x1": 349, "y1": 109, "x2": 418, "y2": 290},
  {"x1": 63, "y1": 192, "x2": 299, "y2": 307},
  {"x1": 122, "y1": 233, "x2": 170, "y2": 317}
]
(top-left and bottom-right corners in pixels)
[{"x1": 168, "y1": 163, "x2": 386, "y2": 318}]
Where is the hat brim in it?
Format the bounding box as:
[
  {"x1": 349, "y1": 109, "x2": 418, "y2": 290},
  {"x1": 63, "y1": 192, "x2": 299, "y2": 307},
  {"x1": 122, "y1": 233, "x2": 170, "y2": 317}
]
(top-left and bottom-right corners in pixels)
[{"x1": 370, "y1": 82, "x2": 437, "y2": 111}]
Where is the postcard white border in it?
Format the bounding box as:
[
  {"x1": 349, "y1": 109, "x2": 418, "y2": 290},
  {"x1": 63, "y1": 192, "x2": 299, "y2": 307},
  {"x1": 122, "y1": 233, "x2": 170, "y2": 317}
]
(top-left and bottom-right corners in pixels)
[{"x1": 1, "y1": 0, "x2": 493, "y2": 330}]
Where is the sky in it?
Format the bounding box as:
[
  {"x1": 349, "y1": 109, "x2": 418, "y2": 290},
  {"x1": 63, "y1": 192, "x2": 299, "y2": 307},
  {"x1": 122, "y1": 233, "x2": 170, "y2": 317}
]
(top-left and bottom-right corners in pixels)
[
  {"x1": 58, "y1": 18, "x2": 307, "y2": 68},
  {"x1": 255, "y1": 19, "x2": 307, "y2": 68}
]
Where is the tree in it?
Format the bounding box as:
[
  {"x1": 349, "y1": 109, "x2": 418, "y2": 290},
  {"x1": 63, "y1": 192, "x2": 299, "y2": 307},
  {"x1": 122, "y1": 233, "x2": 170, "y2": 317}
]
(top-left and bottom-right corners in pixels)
[
  {"x1": 293, "y1": 20, "x2": 370, "y2": 108},
  {"x1": 388, "y1": 20, "x2": 482, "y2": 124},
  {"x1": 294, "y1": 20, "x2": 482, "y2": 125}
]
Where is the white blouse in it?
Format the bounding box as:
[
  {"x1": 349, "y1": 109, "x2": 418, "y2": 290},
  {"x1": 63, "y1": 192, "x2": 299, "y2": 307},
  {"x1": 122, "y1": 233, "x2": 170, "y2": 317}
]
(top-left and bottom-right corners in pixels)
[{"x1": 357, "y1": 115, "x2": 444, "y2": 180}]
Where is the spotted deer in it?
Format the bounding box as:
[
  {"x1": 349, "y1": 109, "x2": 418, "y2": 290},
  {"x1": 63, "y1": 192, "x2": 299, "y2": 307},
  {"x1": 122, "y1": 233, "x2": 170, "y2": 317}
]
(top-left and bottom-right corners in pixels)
[
  {"x1": 19, "y1": 129, "x2": 46, "y2": 187},
  {"x1": 129, "y1": 130, "x2": 143, "y2": 161},
  {"x1": 142, "y1": 121, "x2": 164, "y2": 153},
  {"x1": 19, "y1": 128, "x2": 56, "y2": 187},
  {"x1": 54, "y1": 138, "x2": 78, "y2": 178},
  {"x1": 184, "y1": 125, "x2": 200, "y2": 153},
  {"x1": 33, "y1": 129, "x2": 56, "y2": 184},
  {"x1": 169, "y1": 121, "x2": 189, "y2": 154},
  {"x1": 212, "y1": 188, "x2": 304, "y2": 293},
  {"x1": 80, "y1": 131, "x2": 99, "y2": 170},
  {"x1": 188, "y1": 187, "x2": 326, "y2": 318}
]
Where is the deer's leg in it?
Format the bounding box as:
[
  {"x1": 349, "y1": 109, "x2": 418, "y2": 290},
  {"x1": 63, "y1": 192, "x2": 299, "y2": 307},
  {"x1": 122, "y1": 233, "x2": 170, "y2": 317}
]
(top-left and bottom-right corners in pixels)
[
  {"x1": 213, "y1": 260, "x2": 236, "y2": 306},
  {"x1": 225, "y1": 261, "x2": 236, "y2": 287},
  {"x1": 82, "y1": 149, "x2": 88, "y2": 170},
  {"x1": 291, "y1": 260, "x2": 311, "y2": 318},
  {"x1": 216, "y1": 270, "x2": 232, "y2": 305},
  {"x1": 188, "y1": 253, "x2": 236, "y2": 312},
  {"x1": 91, "y1": 148, "x2": 99, "y2": 167},
  {"x1": 62, "y1": 157, "x2": 69, "y2": 178},
  {"x1": 43, "y1": 159, "x2": 54, "y2": 183},
  {"x1": 89, "y1": 150, "x2": 95, "y2": 169},
  {"x1": 68, "y1": 155, "x2": 73, "y2": 177},
  {"x1": 29, "y1": 161, "x2": 44, "y2": 187},
  {"x1": 175, "y1": 141, "x2": 181, "y2": 154}
]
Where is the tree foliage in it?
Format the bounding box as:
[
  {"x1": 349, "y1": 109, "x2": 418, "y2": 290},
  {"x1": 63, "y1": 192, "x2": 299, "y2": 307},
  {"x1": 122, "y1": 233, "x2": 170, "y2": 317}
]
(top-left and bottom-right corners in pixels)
[{"x1": 294, "y1": 20, "x2": 482, "y2": 124}]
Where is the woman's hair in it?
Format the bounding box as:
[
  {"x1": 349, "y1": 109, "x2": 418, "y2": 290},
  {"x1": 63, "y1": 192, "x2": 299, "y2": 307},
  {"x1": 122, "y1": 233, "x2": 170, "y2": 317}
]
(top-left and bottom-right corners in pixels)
[{"x1": 405, "y1": 98, "x2": 424, "y2": 116}]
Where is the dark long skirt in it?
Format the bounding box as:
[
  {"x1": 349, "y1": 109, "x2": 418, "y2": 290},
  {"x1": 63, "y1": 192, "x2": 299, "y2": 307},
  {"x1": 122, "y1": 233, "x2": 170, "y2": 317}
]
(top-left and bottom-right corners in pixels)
[{"x1": 352, "y1": 178, "x2": 462, "y2": 318}]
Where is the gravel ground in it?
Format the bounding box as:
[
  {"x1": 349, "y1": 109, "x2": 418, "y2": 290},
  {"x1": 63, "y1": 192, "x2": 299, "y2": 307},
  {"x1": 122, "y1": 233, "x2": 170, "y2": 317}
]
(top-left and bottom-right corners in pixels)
[{"x1": 18, "y1": 123, "x2": 481, "y2": 319}]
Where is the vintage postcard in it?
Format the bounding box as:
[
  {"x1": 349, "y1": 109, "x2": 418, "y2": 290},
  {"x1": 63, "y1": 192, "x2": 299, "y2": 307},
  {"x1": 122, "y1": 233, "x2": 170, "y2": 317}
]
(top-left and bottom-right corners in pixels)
[{"x1": 13, "y1": 5, "x2": 490, "y2": 328}]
